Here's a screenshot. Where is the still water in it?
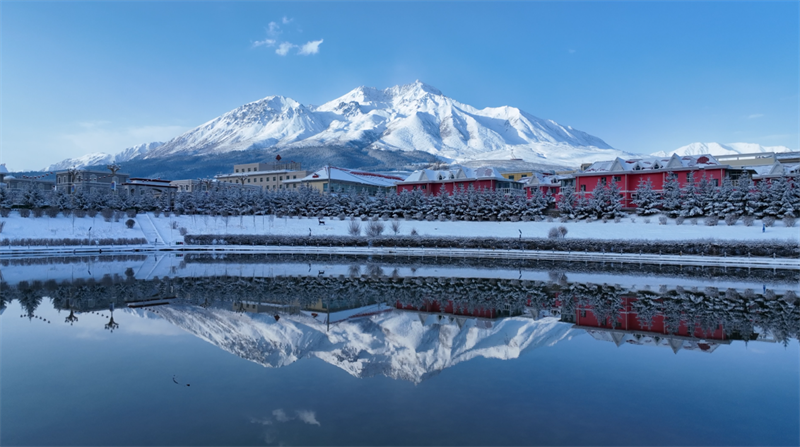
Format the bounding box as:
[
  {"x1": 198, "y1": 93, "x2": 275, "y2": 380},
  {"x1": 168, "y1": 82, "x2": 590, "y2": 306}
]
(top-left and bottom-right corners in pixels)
[{"x1": 1, "y1": 254, "x2": 798, "y2": 446}]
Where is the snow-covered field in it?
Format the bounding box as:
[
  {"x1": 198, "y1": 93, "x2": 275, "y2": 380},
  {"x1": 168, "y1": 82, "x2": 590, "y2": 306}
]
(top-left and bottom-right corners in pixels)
[{"x1": 1, "y1": 212, "x2": 797, "y2": 246}]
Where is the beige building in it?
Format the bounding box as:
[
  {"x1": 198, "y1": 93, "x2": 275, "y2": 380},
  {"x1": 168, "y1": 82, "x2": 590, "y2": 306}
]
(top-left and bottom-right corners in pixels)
[
  {"x1": 215, "y1": 160, "x2": 308, "y2": 191},
  {"x1": 54, "y1": 169, "x2": 129, "y2": 194}
]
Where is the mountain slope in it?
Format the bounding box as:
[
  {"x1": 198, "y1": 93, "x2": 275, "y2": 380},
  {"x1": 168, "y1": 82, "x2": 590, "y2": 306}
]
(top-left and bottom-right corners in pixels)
[
  {"x1": 146, "y1": 81, "x2": 633, "y2": 167},
  {"x1": 45, "y1": 142, "x2": 164, "y2": 171},
  {"x1": 651, "y1": 142, "x2": 794, "y2": 158},
  {"x1": 144, "y1": 306, "x2": 575, "y2": 383}
]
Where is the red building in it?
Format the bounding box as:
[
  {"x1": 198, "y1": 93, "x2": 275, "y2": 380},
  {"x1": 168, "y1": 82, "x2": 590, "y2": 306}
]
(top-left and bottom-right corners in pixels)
[
  {"x1": 573, "y1": 154, "x2": 733, "y2": 209},
  {"x1": 396, "y1": 167, "x2": 523, "y2": 195},
  {"x1": 569, "y1": 296, "x2": 729, "y2": 354}
]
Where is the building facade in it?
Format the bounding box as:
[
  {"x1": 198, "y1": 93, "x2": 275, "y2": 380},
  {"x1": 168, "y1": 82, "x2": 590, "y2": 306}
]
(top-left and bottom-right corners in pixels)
[
  {"x1": 573, "y1": 154, "x2": 733, "y2": 209},
  {"x1": 396, "y1": 167, "x2": 523, "y2": 195},
  {"x1": 54, "y1": 169, "x2": 129, "y2": 194},
  {"x1": 215, "y1": 161, "x2": 308, "y2": 191},
  {"x1": 285, "y1": 166, "x2": 403, "y2": 194}
]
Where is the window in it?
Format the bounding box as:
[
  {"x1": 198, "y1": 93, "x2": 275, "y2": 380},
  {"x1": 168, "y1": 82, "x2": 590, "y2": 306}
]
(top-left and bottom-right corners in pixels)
[
  {"x1": 293, "y1": 175, "x2": 296, "y2": 179},
  {"x1": 293, "y1": 184, "x2": 297, "y2": 188},
  {"x1": 273, "y1": 177, "x2": 276, "y2": 181},
  {"x1": 323, "y1": 183, "x2": 328, "y2": 192},
  {"x1": 711, "y1": 179, "x2": 719, "y2": 187},
  {"x1": 521, "y1": 174, "x2": 527, "y2": 178},
  {"x1": 613, "y1": 176, "x2": 622, "y2": 182},
  {"x1": 247, "y1": 168, "x2": 251, "y2": 172},
  {"x1": 580, "y1": 185, "x2": 586, "y2": 192},
  {"x1": 508, "y1": 175, "x2": 515, "y2": 180},
  {"x1": 247, "y1": 178, "x2": 250, "y2": 183},
  {"x1": 280, "y1": 176, "x2": 283, "y2": 181},
  {"x1": 600, "y1": 177, "x2": 606, "y2": 185},
  {"x1": 235, "y1": 169, "x2": 239, "y2": 173},
  {"x1": 260, "y1": 178, "x2": 263, "y2": 182}
]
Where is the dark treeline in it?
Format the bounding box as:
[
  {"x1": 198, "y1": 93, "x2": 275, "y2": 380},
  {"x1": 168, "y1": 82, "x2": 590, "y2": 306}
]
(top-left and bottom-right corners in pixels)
[
  {"x1": 185, "y1": 234, "x2": 800, "y2": 258},
  {"x1": 3, "y1": 271, "x2": 798, "y2": 344}
]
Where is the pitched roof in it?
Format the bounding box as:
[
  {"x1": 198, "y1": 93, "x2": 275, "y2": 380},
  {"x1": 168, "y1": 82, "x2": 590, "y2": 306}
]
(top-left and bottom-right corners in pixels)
[{"x1": 293, "y1": 166, "x2": 402, "y2": 187}]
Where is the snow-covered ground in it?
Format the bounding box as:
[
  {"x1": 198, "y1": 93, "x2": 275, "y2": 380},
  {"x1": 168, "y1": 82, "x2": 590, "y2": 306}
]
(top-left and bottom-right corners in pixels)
[
  {"x1": 152, "y1": 214, "x2": 797, "y2": 244},
  {"x1": 1, "y1": 212, "x2": 797, "y2": 245}
]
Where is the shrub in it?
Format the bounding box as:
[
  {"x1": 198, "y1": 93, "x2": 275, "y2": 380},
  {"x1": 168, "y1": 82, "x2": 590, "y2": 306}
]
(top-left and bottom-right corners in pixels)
[
  {"x1": 171, "y1": 221, "x2": 179, "y2": 229},
  {"x1": 391, "y1": 219, "x2": 401, "y2": 235},
  {"x1": 347, "y1": 219, "x2": 362, "y2": 237},
  {"x1": 546, "y1": 216, "x2": 554, "y2": 223},
  {"x1": 658, "y1": 215, "x2": 667, "y2": 225},
  {"x1": 19, "y1": 209, "x2": 31, "y2": 218},
  {"x1": 724, "y1": 214, "x2": 738, "y2": 226},
  {"x1": 763, "y1": 216, "x2": 776, "y2": 227},
  {"x1": 410, "y1": 228, "x2": 419, "y2": 236},
  {"x1": 783, "y1": 216, "x2": 796, "y2": 228},
  {"x1": 153, "y1": 210, "x2": 161, "y2": 218},
  {"x1": 0, "y1": 209, "x2": 10, "y2": 218},
  {"x1": 743, "y1": 215, "x2": 754, "y2": 227},
  {"x1": 126, "y1": 209, "x2": 137, "y2": 218},
  {"x1": 74, "y1": 209, "x2": 86, "y2": 218},
  {"x1": 87, "y1": 209, "x2": 98, "y2": 218},
  {"x1": 101, "y1": 208, "x2": 114, "y2": 222},
  {"x1": 548, "y1": 227, "x2": 560, "y2": 239},
  {"x1": 704, "y1": 216, "x2": 718, "y2": 226},
  {"x1": 675, "y1": 216, "x2": 685, "y2": 226},
  {"x1": 630, "y1": 217, "x2": 636, "y2": 223},
  {"x1": 0, "y1": 221, "x2": 4, "y2": 233},
  {"x1": 366, "y1": 220, "x2": 385, "y2": 237},
  {"x1": 179, "y1": 227, "x2": 188, "y2": 236},
  {"x1": 601, "y1": 217, "x2": 608, "y2": 223},
  {"x1": 614, "y1": 216, "x2": 621, "y2": 223},
  {"x1": 644, "y1": 218, "x2": 651, "y2": 224},
  {"x1": 125, "y1": 219, "x2": 136, "y2": 229},
  {"x1": 558, "y1": 226, "x2": 568, "y2": 238},
  {"x1": 45, "y1": 207, "x2": 59, "y2": 218},
  {"x1": 559, "y1": 216, "x2": 569, "y2": 223},
  {"x1": 32, "y1": 208, "x2": 44, "y2": 218},
  {"x1": 690, "y1": 218, "x2": 698, "y2": 226}
]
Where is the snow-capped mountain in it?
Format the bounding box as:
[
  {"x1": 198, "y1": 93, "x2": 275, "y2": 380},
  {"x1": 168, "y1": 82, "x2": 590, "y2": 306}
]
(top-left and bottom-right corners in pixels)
[
  {"x1": 44, "y1": 142, "x2": 164, "y2": 171},
  {"x1": 140, "y1": 306, "x2": 574, "y2": 383},
  {"x1": 146, "y1": 81, "x2": 633, "y2": 167},
  {"x1": 651, "y1": 142, "x2": 794, "y2": 158}
]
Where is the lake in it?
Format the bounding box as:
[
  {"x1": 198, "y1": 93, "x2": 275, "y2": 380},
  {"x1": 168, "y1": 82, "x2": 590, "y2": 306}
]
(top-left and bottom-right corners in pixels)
[{"x1": 1, "y1": 253, "x2": 798, "y2": 446}]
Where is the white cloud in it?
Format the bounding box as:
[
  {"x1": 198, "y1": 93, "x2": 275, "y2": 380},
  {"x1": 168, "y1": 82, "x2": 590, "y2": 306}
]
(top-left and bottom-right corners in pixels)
[
  {"x1": 275, "y1": 42, "x2": 295, "y2": 56},
  {"x1": 248, "y1": 416, "x2": 273, "y2": 426},
  {"x1": 295, "y1": 410, "x2": 320, "y2": 426},
  {"x1": 253, "y1": 39, "x2": 276, "y2": 48},
  {"x1": 298, "y1": 39, "x2": 323, "y2": 56},
  {"x1": 747, "y1": 113, "x2": 764, "y2": 119},
  {"x1": 272, "y1": 409, "x2": 291, "y2": 422},
  {"x1": 252, "y1": 18, "x2": 323, "y2": 56},
  {"x1": 267, "y1": 21, "x2": 281, "y2": 37}
]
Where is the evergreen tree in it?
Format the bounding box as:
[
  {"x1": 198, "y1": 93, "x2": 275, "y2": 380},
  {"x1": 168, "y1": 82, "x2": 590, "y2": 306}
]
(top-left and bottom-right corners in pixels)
[
  {"x1": 556, "y1": 186, "x2": 577, "y2": 219},
  {"x1": 779, "y1": 177, "x2": 800, "y2": 218},
  {"x1": 661, "y1": 172, "x2": 682, "y2": 218},
  {"x1": 744, "y1": 179, "x2": 769, "y2": 217},
  {"x1": 631, "y1": 178, "x2": 660, "y2": 215},
  {"x1": 764, "y1": 176, "x2": 787, "y2": 217},
  {"x1": 680, "y1": 171, "x2": 704, "y2": 217}
]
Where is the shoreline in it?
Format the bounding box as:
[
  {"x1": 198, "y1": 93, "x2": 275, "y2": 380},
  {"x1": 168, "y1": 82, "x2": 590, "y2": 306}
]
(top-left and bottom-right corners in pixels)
[{"x1": 2, "y1": 244, "x2": 798, "y2": 270}]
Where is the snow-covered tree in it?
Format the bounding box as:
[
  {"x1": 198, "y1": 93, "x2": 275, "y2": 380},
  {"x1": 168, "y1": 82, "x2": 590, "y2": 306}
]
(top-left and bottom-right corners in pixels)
[
  {"x1": 661, "y1": 172, "x2": 682, "y2": 218},
  {"x1": 631, "y1": 178, "x2": 660, "y2": 215},
  {"x1": 680, "y1": 172, "x2": 704, "y2": 217},
  {"x1": 556, "y1": 187, "x2": 577, "y2": 219}
]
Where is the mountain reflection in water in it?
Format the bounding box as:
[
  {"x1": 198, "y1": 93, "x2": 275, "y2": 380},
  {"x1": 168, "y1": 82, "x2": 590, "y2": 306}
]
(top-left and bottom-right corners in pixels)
[{"x1": 2, "y1": 255, "x2": 797, "y2": 383}]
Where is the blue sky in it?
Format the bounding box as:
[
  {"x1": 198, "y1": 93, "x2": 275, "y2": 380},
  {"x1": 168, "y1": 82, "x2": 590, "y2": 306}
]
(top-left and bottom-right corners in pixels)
[{"x1": 2, "y1": 1, "x2": 798, "y2": 171}]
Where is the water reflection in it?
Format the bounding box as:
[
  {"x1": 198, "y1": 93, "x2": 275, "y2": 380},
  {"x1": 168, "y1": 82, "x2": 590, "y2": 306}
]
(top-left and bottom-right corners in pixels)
[{"x1": 2, "y1": 255, "x2": 797, "y2": 383}]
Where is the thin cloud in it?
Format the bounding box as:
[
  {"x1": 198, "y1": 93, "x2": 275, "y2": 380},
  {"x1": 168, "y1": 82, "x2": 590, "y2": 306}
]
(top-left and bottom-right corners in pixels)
[
  {"x1": 275, "y1": 42, "x2": 295, "y2": 56},
  {"x1": 747, "y1": 113, "x2": 764, "y2": 119},
  {"x1": 298, "y1": 39, "x2": 323, "y2": 55},
  {"x1": 267, "y1": 21, "x2": 281, "y2": 37},
  {"x1": 272, "y1": 409, "x2": 291, "y2": 422},
  {"x1": 253, "y1": 18, "x2": 323, "y2": 56},
  {"x1": 296, "y1": 410, "x2": 320, "y2": 426},
  {"x1": 253, "y1": 39, "x2": 276, "y2": 48}
]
